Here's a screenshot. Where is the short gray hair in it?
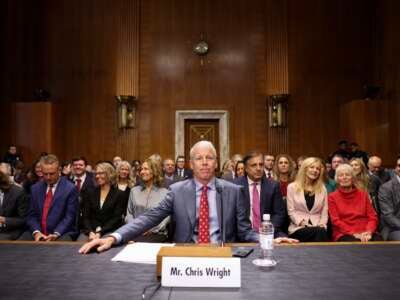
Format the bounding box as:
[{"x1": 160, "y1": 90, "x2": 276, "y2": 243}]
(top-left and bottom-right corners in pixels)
[
  {"x1": 40, "y1": 154, "x2": 59, "y2": 166},
  {"x1": 189, "y1": 141, "x2": 217, "y2": 160},
  {"x1": 334, "y1": 163, "x2": 356, "y2": 183}
]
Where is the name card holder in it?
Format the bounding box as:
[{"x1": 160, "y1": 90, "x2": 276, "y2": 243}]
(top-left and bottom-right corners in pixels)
[
  {"x1": 161, "y1": 257, "x2": 241, "y2": 288},
  {"x1": 156, "y1": 245, "x2": 232, "y2": 277}
]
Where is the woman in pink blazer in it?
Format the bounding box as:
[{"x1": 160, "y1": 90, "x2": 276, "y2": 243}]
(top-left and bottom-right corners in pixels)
[{"x1": 287, "y1": 157, "x2": 329, "y2": 242}]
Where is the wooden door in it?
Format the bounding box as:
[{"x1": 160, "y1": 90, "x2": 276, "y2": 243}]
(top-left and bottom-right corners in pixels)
[{"x1": 184, "y1": 119, "x2": 220, "y2": 167}]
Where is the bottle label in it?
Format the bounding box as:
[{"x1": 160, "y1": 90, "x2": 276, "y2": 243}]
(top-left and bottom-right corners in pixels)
[{"x1": 260, "y1": 234, "x2": 274, "y2": 250}]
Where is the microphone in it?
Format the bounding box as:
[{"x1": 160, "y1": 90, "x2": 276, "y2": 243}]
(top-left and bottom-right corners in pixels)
[{"x1": 216, "y1": 185, "x2": 224, "y2": 247}]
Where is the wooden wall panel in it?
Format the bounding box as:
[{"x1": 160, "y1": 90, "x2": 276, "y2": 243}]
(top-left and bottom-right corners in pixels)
[
  {"x1": 265, "y1": 0, "x2": 289, "y2": 155},
  {"x1": 2, "y1": 0, "x2": 397, "y2": 167},
  {"x1": 138, "y1": 0, "x2": 268, "y2": 160},
  {"x1": 287, "y1": 0, "x2": 375, "y2": 160}
]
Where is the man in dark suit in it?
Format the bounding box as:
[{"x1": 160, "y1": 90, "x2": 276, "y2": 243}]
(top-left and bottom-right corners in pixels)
[
  {"x1": 378, "y1": 157, "x2": 400, "y2": 240},
  {"x1": 22, "y1": 154, "x2": 79, "y2": 241},
  {"x1": 0, "y1": 171, "x2": 28, "y2": 240},
  {"x1": 80, "y1": 141, "x2": 262, "y2": 253},
  {"x1": 235, "y1": 151, "x2": 287, "y2": 237},
  {"x1": 162, "y1": 158, "x2": 181, "y2": 188},
  {"x1": 70, "y1": 156, "x2": 96, "y2": 228},
  {"x1": 71, "y1": 156, "x2": 96, "y2": 196},
  {"x1": 175, "y1": 155, "x2": 193, "y2": 179},
  {"x1": 368, "y1": 156, "x2": 391, "y2": 184}
]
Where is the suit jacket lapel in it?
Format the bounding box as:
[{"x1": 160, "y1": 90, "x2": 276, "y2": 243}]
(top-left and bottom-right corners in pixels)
[
  {"x1": 185, "y1": 180, "x2": 197, "y2": 230},
  {"x1": 101, "y1": 187, "x2": 115, "y2": 210},
  {"x1": 392, "y1": 179, "x2": 400, "y2": 210},
  {"x1": 38, "y1": 182, "x2": 47, "y2": 214},
  {"x1": 215, "y1": 178, "x2": 223, "y2": 232}
]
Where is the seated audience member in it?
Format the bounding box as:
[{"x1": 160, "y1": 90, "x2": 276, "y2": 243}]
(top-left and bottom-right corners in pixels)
[
  {"x1": 125, "y1": 158, "x2": 169, "y2": 242},
  {"x1": 349, "y1": 142, "x2": 369, "y2": 166},
  {"x1": 112, "y1": 156, "x2": 122, "y2": 168},
  {"x1": 368, "y1": 156, "x2": 391, "y2": 184},
  {"x1": 3, "y1": 145, "x2": 23, "y2": 168},
  {"x1": 328, "y1": 154, "x2": 344, "y2": 180},
  {"x1": 149, "y1": 153, "x2": 162, "y2": 167},
  {"x1": 0, "y1": 171, "x2": 28, "y2": 240},
  {"x1": 325, "y1": 161, "x2": 332, "y2": 174},
  {"x1": 22, "y1": 159, "x2": 43, "y2": 194},
  {"x1": 273, "y1": 154, "x2": 296, "y2": 201},
  {"x1": 221, "y1": 159, "x2": 235, "y2": 181},
  {"x1": 231, "y1": 153, "x2": 243, "y2": 167},
  {"x1": 328, "y1": 164, "x2": 379, "y2": 242},
  {"x1": 79, "y1": 141, "x2": 298, "y2": 254},
  {"x1": 61, "y1": 161, "x2": 71, "y2": 177},
  {"x1": 85, "y1": 164, "x2": 93, "y2": 173},
  {"x1": 71, "y1": 157, "x2": 96, "y2": 228},
  {"x1": 296, "y1": 156, "x2": 307, "y2": 171},
  {"x1": 331, "y1": 140, "x2": 351, "y2": 161},
  {"x1": 234, "y1": 160, "x2": 245, "y2": 178},
  {"x1": 78, "y1": 162, "x2": 126, "y2": 241},
  {"x1": 116, "y1": 160, "x2": 135, "y2": 211},
  {"x1": 21, "y1": 154, "x2": 79, "y2": 241},
  {"x1": 322, "y1": 161, "x2": 336, "y2": 194},
  {"x1": 0, "y1": 163, "x2": 15, "y2": 184},
  {"x1": 175, "y1": 155, "x2": 193, "y2": 179},
  {"x1": 13, "y1": 161, "x2": 25, "y2": 184},
  {"x1": 162, "y1": 158, "x2": 180, "y2": 188},
  {"x1": 71, "y1": 157, "x2": 95, "y2": 195},
  {"x1": 264, "y1": 154, "x2": 275, "y2": 179},
  {"x1": 378, "y1": 157, "x2": 400, "y2": 240},
  {"x1": 287, "y1": 158, "x2": 329, "y2": 242},
  {"x1": 235, "y1": 151, "x2": 287, "y2": 237},
  {"x1": 350, "y1": 158, "x2": 381, "y2": 211}
]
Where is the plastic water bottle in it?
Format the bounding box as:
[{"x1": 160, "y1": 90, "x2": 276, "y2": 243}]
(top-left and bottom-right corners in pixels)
[{"x1": 253, "y1": 214, "x2": 277, "y2": 267}]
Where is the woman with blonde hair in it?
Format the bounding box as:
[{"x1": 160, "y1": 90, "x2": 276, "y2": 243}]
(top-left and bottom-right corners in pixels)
[
  {"x1": 125, "y1": 158, "x2": 169, "y2": 242},
  {"x1": 328, "y1": 163, "x2": 379, "y2": 242},
  {"x1": 78, "y1": 162, "x2": 126, "y2": 241},
  {"x1": 287, "y1": 157, "x2": 329, "y2": 242},
  {"x1": 116, "y1": 160, "x2": 136, "y2": 212}
]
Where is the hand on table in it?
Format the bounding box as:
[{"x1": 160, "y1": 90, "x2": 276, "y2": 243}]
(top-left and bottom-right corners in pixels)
[
  {"x1": 274, "y1": 237, "x2": 299, "y2": 244},
  {"x1": 79, "y1": 236, "x2": 116, "y2": 254}
]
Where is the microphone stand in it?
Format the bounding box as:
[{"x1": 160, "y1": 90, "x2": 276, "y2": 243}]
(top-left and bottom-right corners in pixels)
[{"x1": 216, "y1": 186, "x2": 224, "y2": 247}]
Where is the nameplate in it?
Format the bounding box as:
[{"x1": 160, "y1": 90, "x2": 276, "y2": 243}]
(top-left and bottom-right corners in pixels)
[{"x1": 161, "y1": 257, "x2": 241, "y2": 288}]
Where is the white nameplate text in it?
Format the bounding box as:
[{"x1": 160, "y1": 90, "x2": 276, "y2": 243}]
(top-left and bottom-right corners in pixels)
[{"x1": 161, "y1": 257, "x2": 241, "y2": 288}]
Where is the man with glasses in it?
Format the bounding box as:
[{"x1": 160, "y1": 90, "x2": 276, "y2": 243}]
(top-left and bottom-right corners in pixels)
[
  {"x1": 80, "y1": 141, "x2": 258, "y2": 253},
  {"x1": 174, "y1": 155, "x2": 193, "y2": 179}
]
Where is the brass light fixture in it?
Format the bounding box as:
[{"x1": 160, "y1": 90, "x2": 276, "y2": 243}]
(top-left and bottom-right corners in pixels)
[
  {"x1": 268, "y1": 94, "x2": 289, "y2": 128},
  {"x1": 116, "y1": 95, "x2": 137, "y2": 129}
]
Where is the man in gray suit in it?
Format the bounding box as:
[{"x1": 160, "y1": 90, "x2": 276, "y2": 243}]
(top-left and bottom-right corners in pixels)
[
  {"x1": 0, "y1": 171, "x2": 28, "y2": 240},
  {"x1": 378, "y1": 157, "x2": 400, "y2": 240},
  {"x1": 80, "y1": 141, "x2": 258, "y2": 253}
]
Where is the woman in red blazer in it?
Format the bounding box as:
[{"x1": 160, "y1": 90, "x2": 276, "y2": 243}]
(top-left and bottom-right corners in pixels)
[
  {"x1": 287, "y1": 157, "x2": 329, "y2": 242},
  {"x1": 328, "y1": 163, "x2": 379, "y2": 242}
]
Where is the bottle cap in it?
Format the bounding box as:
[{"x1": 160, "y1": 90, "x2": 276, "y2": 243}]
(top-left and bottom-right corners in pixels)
[{"x1": 263, "y1": 214, "x2": 270, "y2": 221}]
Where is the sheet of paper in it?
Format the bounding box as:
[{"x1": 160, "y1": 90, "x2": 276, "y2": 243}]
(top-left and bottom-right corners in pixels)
[{"x1": 111, "y1": 242, "x2": 175, "y2": 264}]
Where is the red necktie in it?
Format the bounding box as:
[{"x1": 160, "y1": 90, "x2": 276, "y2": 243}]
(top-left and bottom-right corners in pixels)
[
  {"x1": 198, "y1": 186, "x2": 210, "y2": 243},
  {"x1": 252, "y1": 182, "x2": 261, "y2": 232},
  {"x1": 41, "y1": 185, "x2": 54, "y2": 235},
  {"x1": 76, "y1": 178, "x2": 82, "y2": 192}
]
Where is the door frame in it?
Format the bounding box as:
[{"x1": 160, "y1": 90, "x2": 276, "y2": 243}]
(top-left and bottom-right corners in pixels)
[{"x1": 175, "y1": 110, "x2": 229, "y2": 167}]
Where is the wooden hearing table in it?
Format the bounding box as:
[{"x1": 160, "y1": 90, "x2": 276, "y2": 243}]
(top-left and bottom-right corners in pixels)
[{"x1": 1, "y1": 241, "x2": 400, "y2": 300}]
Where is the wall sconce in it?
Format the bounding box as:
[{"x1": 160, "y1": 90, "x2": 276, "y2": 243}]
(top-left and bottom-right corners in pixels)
[
  {"x1": 116, "y1": 95, "x2": 137, "y2": 129},
  {"x1": 268, "y1": 94, "x2": 289, "y2": 128}
]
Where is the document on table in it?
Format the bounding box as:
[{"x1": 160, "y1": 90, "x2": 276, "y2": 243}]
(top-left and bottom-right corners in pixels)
[{"x1": 111, "y1": 242, "x2": 175, "y2": 264}]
